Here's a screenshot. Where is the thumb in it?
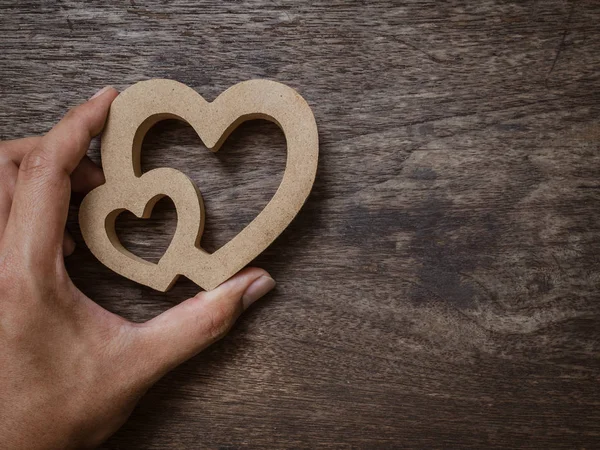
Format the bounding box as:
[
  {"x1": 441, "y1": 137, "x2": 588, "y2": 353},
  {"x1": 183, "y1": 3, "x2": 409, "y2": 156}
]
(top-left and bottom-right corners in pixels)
[{"x1": 135, "y1": 267, "x2": 275, "y2": 380}]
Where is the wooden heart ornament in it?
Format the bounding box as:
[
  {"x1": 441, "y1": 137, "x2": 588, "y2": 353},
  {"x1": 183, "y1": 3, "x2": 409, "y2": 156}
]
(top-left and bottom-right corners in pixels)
[{"x1": 79, "y1": 79, "x2": 318, "y2": 291}]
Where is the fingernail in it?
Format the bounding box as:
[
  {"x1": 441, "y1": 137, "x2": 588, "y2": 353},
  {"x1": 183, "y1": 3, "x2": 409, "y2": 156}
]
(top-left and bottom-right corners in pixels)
[
  {"x1": 242, "y1": 276, "x2": 276, "y2": 309},
  {"x1": 90, "y1": 86, "x2": 112, "y2": 100}
]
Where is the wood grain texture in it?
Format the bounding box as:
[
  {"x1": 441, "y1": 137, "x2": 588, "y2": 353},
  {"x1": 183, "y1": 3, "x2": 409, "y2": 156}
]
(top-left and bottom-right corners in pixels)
[{"x1": 1, "y1": 1, "x2": 600, "y2": 448}]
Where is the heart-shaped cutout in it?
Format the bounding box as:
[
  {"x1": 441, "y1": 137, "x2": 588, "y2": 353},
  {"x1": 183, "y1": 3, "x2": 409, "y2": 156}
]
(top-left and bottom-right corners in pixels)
[
  {"x1": 79, "y1": 79, "x2": 318, "y2": 291},
  {"x1": 139, "y1": 118, "x2": 287, "y2": 255},
  {"x1": 114, "y1": 195, "x2": 178, "y2": 263}
]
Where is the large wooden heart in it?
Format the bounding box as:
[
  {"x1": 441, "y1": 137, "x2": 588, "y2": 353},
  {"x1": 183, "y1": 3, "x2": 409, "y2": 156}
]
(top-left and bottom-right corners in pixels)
[{"x1": 79, "y1": 79, "x2": 318, "y2": 291}]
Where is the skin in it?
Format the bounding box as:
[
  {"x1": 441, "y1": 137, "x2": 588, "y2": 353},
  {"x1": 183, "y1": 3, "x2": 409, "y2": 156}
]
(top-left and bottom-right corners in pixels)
[{"x1": 0, "y1": 87, "x2": 276, "y2": 449}]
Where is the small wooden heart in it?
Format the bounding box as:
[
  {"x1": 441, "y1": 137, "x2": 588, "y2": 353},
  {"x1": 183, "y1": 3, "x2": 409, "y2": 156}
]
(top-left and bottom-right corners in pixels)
[{"x1": 79, "y1": 79, "x2": 318, "y2": 291}]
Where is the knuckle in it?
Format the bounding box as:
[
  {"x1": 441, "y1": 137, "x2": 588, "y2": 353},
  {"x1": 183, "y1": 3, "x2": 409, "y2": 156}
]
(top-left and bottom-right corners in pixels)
[
  {"x1": 18, "y1": 149, "x2": 69, "y2": 194},
  {"x1": 204, "y1": 303, "x2": 238, "y2": 341},
  {"x1": 19, "y1": 149, "x2": 52, "y2": 177}
]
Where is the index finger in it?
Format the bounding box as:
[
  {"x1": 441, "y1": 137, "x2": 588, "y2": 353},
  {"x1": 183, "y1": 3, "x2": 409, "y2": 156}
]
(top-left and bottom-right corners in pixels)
[{"x1": 3, "y1": 87, "x2": 119, "y2": 263}]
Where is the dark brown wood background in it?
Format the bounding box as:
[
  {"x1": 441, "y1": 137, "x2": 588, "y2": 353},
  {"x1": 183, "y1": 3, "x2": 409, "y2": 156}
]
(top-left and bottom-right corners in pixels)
[{"x1": 1, "y1": 1, "x2": 600, "y2": 448}]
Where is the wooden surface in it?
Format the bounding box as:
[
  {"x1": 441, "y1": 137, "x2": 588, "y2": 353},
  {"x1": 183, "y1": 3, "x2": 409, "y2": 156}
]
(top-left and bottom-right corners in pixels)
[{"x1": 1, "y1": 1, "x2": 600, "y2": 448}]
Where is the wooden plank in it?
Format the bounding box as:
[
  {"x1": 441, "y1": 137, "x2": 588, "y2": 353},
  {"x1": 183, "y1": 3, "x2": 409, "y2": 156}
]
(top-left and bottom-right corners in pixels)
[{"x1": 1, "y1": 0, "x2": 599, "y2": 448}]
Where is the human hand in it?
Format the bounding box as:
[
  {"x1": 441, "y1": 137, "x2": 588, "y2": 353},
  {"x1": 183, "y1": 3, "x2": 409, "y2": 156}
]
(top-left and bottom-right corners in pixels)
[{"x1": 0, "y1": 87, "x2": 276, "y2": 449}]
